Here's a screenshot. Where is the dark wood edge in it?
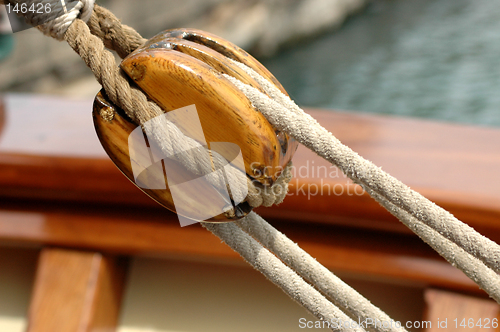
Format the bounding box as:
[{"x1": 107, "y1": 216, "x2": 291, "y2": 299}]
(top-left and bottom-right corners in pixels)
[
  {"x1": 0, "y1": 201, "x2": 485, "y2": 296},
  {"x1": 0, "y1": 152, "x2": 499, "y2": 242}
]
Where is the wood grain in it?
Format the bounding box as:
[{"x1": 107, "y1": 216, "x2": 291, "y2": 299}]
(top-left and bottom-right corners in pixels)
[
  {"x1": 0, "y1": 200, "x2": 484, "y2": 295},
  {"x1": 0, "y1": 94, "x2": 499, "y2": 296},
  {"x1": 121, "y1": 47, "x2": 294, "y2": 185},
  {"x1": 423, "y1": 288, "x2": 500, "y2": 332},
  {"x1": 27, "y1": 248, "x2": 127, "y2": 332}
]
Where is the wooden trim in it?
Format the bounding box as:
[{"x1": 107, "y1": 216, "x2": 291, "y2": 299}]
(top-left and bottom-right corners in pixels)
[
  {"x1": 0, "y1": 96, "x2": 499, "y2": 236},
  {"x1": 27, "y1": 248, "x2": 127, "y2": 332},
  {"x1": 0, "y1": 200, "x2": 484, "y2": 295},
  {"x1": 0, "y1": 97, "x2": 5, "y2": 140},
  {"x1": 423, "y1": 288, "x2": 500, "y2": 332},
  {"x1": 0, "y1": 94, "x2": 499, "y2": 298}
]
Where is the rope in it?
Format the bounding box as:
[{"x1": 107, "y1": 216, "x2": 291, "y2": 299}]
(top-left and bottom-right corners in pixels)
[
  {"x1": 64, "y1": 17, "x2": 295, "y2": 210},
  {"x1": 222, "y1": 62, "x2": 500, "y2": 302},
  {"x1": 5, "y1": 1, "x2": 290, "y2": 209},
  {"x1": 364, "y1": 188, "x2": 500, "y2": 303},
  {"x1": 202, "y1": 222, "x2": 367, "y2": 332},
  {"x1": 246, "y1": 161, "x2": 293, "y2": 207},
  {"x1": 236, "y1": 212, "x2": 404, "y2": 332}
]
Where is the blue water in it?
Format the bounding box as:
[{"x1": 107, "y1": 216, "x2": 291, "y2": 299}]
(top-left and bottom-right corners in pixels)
[{"x1": 260, "y1": 0, "x2": 500, "y2": 127}]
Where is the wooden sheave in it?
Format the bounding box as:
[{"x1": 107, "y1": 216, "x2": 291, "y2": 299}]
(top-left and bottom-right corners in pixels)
[{"x1": 94, "y1": 28, "x2": 298, "y2": 223}]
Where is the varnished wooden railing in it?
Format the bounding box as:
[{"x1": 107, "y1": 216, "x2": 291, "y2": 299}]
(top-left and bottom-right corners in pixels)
[{"x1": 0, "y1": 94, "x2": 499, "y2": 331}]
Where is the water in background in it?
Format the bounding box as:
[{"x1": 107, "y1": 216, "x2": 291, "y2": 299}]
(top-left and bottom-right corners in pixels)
[{"x1": 260, "y1": 0, "x2": 500, "y2": 127}]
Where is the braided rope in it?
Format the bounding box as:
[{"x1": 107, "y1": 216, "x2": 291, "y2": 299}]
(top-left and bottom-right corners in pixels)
[
  {"x1": 61, "y1": 7, "x2": 391, "y2": 328},
  {"x1": 225, "y1": 59, "x2": 500, "y2": 274},
  {"x1": 223, "y1": 64, "x2": 500, "y2": 302}
]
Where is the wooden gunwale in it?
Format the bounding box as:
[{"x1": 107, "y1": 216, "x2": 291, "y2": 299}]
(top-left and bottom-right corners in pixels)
[{"x1": 0, "y1": 94, "x2": 499, "y2": 295}]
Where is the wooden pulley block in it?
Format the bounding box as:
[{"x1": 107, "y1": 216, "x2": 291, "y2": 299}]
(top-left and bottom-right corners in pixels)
[{"x1": 93, "y1": 28, "x2": 298, "y2": 224}]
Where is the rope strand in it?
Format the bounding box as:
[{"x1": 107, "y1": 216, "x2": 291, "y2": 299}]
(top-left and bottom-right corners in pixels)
[
  {"x1": 365, "y1": 188, "x2": 500, "y2": 303},
  {"x1": 223, "y1": 67, "x2": 500, "y2": 303},
  {"x1": 202, "y1": 221, "x2": 368, "y2": 332},
  {"x1": 5, "y1": 0, "x2": 95, "y2": 39},
  {"x1": 224, "y1": 62, "x2": 500, "y2": 276},
  {"x1": 236, "y1": 212, "x2": 407, "y2": 332}
]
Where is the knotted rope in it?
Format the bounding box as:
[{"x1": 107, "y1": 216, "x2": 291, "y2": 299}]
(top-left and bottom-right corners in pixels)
[{"x1": 8, "y1": 0, "x2": 500, "y2": 330}]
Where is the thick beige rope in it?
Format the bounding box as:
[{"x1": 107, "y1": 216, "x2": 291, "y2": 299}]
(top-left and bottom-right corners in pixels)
[
  {"x1": 86, "y1": 5, "x2": 146, "y2": 59},
  {"x1": 223, "y1": 64, "x2": 500, "y2": 302},
  {"x1": 236, "y1": 212, "x2": 405, "y2": 332},
  {"x1": 13, "y1": 1, "x2": 499, "y2": 327},
  {"x1": 203, "y1": 221, "x2": 367, "y2": 332}
]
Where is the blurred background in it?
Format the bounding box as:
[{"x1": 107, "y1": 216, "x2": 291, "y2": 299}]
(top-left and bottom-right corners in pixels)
[
  {"x1": 0, "y1": 0, "x2": 364, "y2": 96},
  {"x1": 2, "y1": 0, "x2": 500, "y2": 127},
  {"x1": 1, "y1": 1, "x2": 500, "y2": 332}
]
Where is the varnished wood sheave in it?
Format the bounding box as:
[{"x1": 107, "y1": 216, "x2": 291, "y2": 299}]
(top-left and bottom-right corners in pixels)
[{"x1": 93, "y1": 29, "x2": 297, "y2": 222}]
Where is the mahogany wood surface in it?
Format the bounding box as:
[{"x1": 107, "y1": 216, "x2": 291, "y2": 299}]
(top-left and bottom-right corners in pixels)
[
  {"x1": 423, "y1": 288, "x2": 500, "y2": 332},
  {"x1": 0, "y1": 94, "x2": 499, "y2": 296},
  {"x1": 0, "y1": 198, "x2": 483, "y2": 294},
  {"x1": 0, "y1": 94, "x2": 499, "y2": 235},
  {"x1": 26, "y1": 248, "x2": 127, "y2": 332}
]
